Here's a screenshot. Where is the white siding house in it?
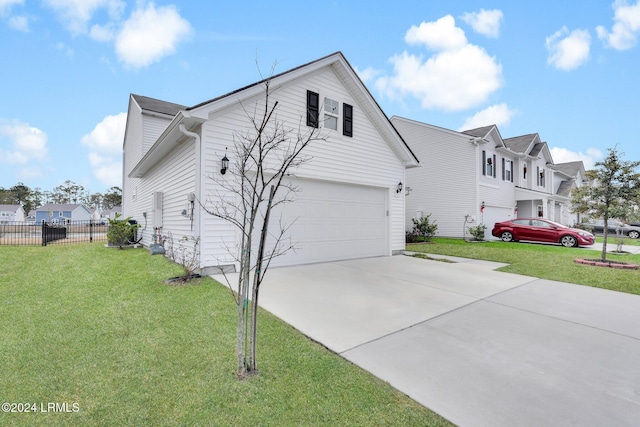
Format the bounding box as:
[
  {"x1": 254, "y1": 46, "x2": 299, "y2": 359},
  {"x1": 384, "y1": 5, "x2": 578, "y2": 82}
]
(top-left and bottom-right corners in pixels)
[
  {"x1": 393, "y1": 117, "x2": 586, "y2": 239},
  {"x1": 123, "y1": 52, "x2": 419, "y2": 272},
  {"x1": 0, "y1": 204, "x2": 25, "y2": 223}
]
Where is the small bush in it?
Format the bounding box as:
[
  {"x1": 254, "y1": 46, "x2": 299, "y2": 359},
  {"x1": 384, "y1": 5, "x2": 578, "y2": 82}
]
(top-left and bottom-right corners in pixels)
[
  {"x1": 412, "y1": 214, "x2": 438, "y2": 241},
  {"x1": 107, "y1": 213, "x2": 140, "y2": 248},
  {"x1": 468, "y1": 223, "x2": 487, "y2": 241}
]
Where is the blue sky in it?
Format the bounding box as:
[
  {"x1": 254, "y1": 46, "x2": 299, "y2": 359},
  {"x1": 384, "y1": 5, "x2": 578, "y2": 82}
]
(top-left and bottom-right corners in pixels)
[{"x1": 1, "y1": 0, "x2": 640, "y2": 195}]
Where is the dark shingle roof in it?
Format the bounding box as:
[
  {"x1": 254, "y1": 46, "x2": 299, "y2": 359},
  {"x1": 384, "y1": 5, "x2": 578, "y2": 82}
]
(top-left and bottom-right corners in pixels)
[
  {"x1": 529, "y1": 142, "x2": 545, "y2": 157},
  {"x1": 462, "y1": 125, "x2": 495, "y2": 139},
  {"x1": 556, "y1": 180, "x2": 575, "y2": 197},
  {"x1": 504, "y1": 134, "x2": 537, "y2": 154},
  {"x1": 132, "y1": 94, "x2": 187, "y2": 116},
  {"x1": 554, "y1": 161, "x2": 584, "y2": 177},
  {"x1": 36, "y1": 203, "x2": 84, "y2": 211}
]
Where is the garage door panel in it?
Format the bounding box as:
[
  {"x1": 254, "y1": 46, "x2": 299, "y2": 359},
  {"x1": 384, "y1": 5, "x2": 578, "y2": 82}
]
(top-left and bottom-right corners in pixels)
[{"x1": 258, "y1": 179, "x2": 387, "y2": 267}]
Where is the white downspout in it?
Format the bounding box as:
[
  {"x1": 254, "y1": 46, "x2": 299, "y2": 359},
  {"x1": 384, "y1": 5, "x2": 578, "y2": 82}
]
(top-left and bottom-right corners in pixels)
[{"x1": 179, "y1": 123, "x2": 202, "y2": 242}]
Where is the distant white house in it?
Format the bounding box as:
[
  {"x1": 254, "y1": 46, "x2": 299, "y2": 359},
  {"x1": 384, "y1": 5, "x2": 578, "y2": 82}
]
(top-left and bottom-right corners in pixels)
[
  {"x1": 123, "y1": 52, "x2": 419, "y2": 272},
  {"x1": 35, "y1": 204, "x2": 92, "y2": 224},
  {"x1": 0, "y1": 204, "x2": 25, "y2": 223},
  {"x1": 391, "y1": 117, "x2": 586, "y2": 238},
  {"x1": 102, "y1": 205, "x2": 122, "y2": 220}
]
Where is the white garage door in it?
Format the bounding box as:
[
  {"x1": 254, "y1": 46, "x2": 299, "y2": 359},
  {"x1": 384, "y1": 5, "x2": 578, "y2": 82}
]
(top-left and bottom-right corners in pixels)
[
  {"x1": 482, "y1": 206, "x2": 514, "y2": 240},
  {"x1": 264, "y1": 179, "x2": 387, "y2": 267}
]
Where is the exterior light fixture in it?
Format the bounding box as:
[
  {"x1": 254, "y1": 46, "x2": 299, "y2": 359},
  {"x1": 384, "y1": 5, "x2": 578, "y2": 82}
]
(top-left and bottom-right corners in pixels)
[
  {"x1": 221, "y1": 154, "x2": 229, "y2": 175},
  {"x1": 396, "y1": 181, "x2": 403, "y2": 193}
]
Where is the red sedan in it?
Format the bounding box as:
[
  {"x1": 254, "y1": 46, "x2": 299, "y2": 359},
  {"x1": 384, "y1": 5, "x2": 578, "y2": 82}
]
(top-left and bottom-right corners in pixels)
[{"x1": 492, "y1": 218, "x2": 595, "y2": 247}]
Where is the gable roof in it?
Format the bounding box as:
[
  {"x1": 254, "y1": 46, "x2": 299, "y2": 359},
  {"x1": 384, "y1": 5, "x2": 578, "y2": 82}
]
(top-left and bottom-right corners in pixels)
[
  {"x1": 0, "y1": 204, "x2": 22, "y2": 212},
  {"x1": 556, "y1": 180, "x2": 575, "y2": 197},
  {"x1": 36, "y1": 203, "x2": 86, "y2": 212},
  {"x1": 504, "y1": 134, "x2": 539, "y2": 154},
  {"x1": 129, "y1": 52, "x2": 419, "y2": 178},
  {"x1": 462, "y1": 125, "x2": 496, "y2": 139},
  {"x1": 131, "y1": 94, "x2": 187, "y2": 117},
  {"x1": 553, "y1": 161, "x2": 585, "y2": 177}
]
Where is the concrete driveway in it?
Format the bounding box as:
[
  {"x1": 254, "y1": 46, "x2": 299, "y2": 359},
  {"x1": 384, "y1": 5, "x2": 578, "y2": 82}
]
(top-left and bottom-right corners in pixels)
[{"x1": 213, "y1": 255, "x2": 640, "y2": 426}]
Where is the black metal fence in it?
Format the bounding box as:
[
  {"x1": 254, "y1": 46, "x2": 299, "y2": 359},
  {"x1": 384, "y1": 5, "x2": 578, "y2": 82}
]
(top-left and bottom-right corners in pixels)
[{"x1": 0, "y1": 220, "x2": 109, "y2": 246}]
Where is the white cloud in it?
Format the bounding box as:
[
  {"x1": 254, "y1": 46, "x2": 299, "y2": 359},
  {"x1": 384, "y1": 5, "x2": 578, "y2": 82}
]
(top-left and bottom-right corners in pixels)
[
  {"x1": 114, "y1": 3, "x2": 192, "y2": 69},
  {"x1": 0, "y1": 0, "x2": 23, "y2": 14},
  {"x1": 8, "y1": 14, "x2": 27, "y2": 31},
  {"x1": 460, "y1": 9, "x2": 504, "y2": 38},
  {"x1": 405, "y1": 15, "x2": 467, "y2": 51},
  {"x1": 0, "y1": 119, "x2": 49, "y2": 164},
  {"x1": 458, "y1": 104, "x2": 517, "y2": 131},
  {"x1": 550, "y1": 147, "x2": 603, "y2": 170},
  {"x1": 376, "y1": 16, "x2": 503, "y2": 112},
  {"x1": 596, "y1": 0, "x2": 640, "y2": 50},
  {"x1": 82, "y1": 112, "x2": 126, "y2": 187},
  {"x1": 546, "y1": 27, "x2": 591, "y2": 71},
  {"x1": 43, "y1": 0, "x2": 124, "y2": 35}
]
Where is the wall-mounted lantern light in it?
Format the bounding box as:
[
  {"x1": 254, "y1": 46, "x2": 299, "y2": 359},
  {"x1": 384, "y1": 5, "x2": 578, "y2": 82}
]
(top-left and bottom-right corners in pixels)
[
  {"x1": 396, "y1": 181, "x2": 403, "y2": 194},
  {"x1": 221, "y1": 154, "x2": 229, "y2": 175}
]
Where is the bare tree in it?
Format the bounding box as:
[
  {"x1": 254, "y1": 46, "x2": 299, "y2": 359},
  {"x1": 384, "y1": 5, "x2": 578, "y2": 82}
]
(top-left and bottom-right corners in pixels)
[{"x1": 202, "y1": 69, "x2": 327, "y2": 378}]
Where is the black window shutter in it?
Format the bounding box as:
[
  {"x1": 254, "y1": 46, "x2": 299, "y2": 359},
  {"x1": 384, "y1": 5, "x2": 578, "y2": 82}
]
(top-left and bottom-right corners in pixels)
[
  {"x1": 502, "y1": 158, "x2": 505, "y2": 180},
  {"x1": 343, "y1": 103, "x2": 353, "y2": 137},
  {"x1": 306, "y1": 90, "x2": 319, "y2": 128},
  {"x1": 510, "y1": 161, "x2": 514, "y2": 182},
  {"x1": 493, "y1": 155, "x2": 497, "y2": 178},
  {"x1": 482, "y1": 151, "x2": 486, "y2": 176}
]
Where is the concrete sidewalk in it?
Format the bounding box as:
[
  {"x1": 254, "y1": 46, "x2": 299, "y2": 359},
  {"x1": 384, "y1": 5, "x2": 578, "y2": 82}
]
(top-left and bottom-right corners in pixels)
[
  {"x1": 212, "y1": 255, "x2": 640, "y2": 426},
  {"x1": 587, "y1": 242, "x2": 640, "y2": 254}
]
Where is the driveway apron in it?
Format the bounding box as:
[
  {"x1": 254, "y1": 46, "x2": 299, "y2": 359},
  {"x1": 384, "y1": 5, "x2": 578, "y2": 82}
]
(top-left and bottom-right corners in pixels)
[{"x1": 212, "y1": 255, "x2": 640, "y2": 426}]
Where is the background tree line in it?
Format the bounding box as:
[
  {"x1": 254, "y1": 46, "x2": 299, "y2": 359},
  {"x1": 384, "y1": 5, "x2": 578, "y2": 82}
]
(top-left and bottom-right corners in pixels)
[{"x1": 0, "y1": 180, "x2": 122, "y2": 214}]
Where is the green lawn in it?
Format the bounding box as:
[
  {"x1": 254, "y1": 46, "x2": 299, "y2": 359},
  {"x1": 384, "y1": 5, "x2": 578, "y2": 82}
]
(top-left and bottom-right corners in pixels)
[
  {"x1": 409, "y1": 238, "x2": 640, "y2": 295},
  {"x1": 0, "y1": 244, "x2": 450, "y2": 426}
]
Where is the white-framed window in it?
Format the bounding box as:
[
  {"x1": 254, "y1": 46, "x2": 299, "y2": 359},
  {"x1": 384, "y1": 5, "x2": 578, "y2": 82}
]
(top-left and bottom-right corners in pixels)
[
  {"x1": 502, "y1": 158, "x2": 513, "y2": 182},
  {"x1": 324, "y1": 97, "x2": 339, "y2": 130},
  {"x1": 482, "y1": 151, "x2": 496, "y2": 178},
  {"x1": 537, "y1": 167, "x2": 546, "y2": 187}
]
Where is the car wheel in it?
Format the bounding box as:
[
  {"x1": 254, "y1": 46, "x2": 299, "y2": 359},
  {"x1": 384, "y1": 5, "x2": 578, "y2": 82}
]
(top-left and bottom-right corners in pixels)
[
  {"x1": 500, "y1": 231, "x2": 514, "y2": 242},
  {"x1": 561, "y1": 235, "x2": 578, "y2": 247},
  {"x1": 628, "y1": 230, "x2": 640, "y2": 239}
]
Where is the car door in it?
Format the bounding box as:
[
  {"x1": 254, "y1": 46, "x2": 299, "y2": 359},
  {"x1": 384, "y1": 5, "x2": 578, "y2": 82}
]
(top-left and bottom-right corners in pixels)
[
  {"x1": 529, "y1": 219, "x2": 556, "y2": 243},
  {"x1": 511, "y1": 219, "x2": 533, "y2": 240}
]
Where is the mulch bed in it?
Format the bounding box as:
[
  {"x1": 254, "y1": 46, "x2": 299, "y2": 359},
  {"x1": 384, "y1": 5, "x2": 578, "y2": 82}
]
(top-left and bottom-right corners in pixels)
[{"x1": 574, "y1": 259, "x2": 638, "y2": 270}]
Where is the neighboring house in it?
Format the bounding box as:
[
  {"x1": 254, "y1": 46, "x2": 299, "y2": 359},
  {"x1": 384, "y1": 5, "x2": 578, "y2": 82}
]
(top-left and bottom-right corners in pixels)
[
  {"x1": 35, "y1": 204, "x2": 92, "y2": 224},
  {"x1": 550, "y1": 161, "x2": 587, "y2": 226},
  {"x1": 392, "y1": 117, "x2": 586, "y2": 238},
  {"x1": 89, "y1": 207, "x2": 101, "y2": 221},
  {"x1": 102, "y1": 205, "x2": 122, "y2": 220},
  {"x1": 123, "y1": 52, "x2": 419, "y2": 272},
  {"x1": 0, "y1": 204, "x2": 25, "y2": 223}
]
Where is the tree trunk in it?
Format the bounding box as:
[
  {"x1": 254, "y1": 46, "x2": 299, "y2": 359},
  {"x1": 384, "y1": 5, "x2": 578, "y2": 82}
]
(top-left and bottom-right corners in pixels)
[
  {"x1": 248, "y1": 185, "x2": 276, "y2": 372},
  {"x1": 601, "y1": 218, "x2": 608, "y2": 262},
  {"x1": 236, "y1": 241, "x2": 251, "y2": 378}
]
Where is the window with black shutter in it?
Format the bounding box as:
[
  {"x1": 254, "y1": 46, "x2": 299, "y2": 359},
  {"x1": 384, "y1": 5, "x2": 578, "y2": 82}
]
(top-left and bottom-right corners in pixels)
[
  {"x1": 343, "y1": 103, "x2": 353, "y2": 137},
  {"x1": 492, "y1": 154, "x2": 497, "y2": 178},
  {"x1": 482, "y1": 150, "x2": 486, "y2": 176},
  {"x1": 306, "y1": 90, "x2": 319, "y2": 128}
]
